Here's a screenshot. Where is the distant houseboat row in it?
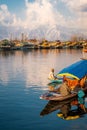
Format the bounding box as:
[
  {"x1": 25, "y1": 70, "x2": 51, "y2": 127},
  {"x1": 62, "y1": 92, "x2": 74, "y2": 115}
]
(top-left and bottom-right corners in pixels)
[{"x1": 0, "y1": 39, "x2": 87, "y2": 51}]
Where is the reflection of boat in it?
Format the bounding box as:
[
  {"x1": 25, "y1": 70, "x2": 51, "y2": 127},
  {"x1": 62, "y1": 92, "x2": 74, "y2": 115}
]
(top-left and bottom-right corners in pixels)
[
  {"x1": 47, "y1": 82, "x2": 59, "y2": 86},
  {"x1": 57, "y1": 108, "x2": 87, "y2": 120},
  {"x1": 47, "y1": 82, "x2": 60, "y2": 91},
  {"x1": 40, "y1": 98, "x2": 76, "y2": 116},
  {"x1": 40, "y1": 86, "x2": 87, "y2": 101},
  {"x1": 40, "y1": 97, "x2": 87, "y2": 120}
]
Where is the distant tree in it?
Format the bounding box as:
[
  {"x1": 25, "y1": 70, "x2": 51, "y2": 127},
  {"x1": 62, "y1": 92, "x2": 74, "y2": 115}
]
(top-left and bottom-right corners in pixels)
[
  {"x1": 70, "y1": 35, "x2": 84, "y2": 42},
  {"x1": 1, "y1": 39, "x2": 10, "y2": 46},
  {"x1": 70, "y1": 35, "x2": 78, "y2": 42}
]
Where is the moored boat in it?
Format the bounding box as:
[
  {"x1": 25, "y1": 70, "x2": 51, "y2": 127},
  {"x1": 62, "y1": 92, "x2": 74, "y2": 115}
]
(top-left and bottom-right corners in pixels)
[
  {"x1": 40, "y1": 86, "x2": 87, "y2": 101},
  {"x1": 83, "y1": 44, "x2": 87, "y2": 53},
  {"x1": 48, "y1": 79, "x2": 63, "y2": 84},
  {"x1": 83, "y1": 48, "x2": 87, "y2": 52}
]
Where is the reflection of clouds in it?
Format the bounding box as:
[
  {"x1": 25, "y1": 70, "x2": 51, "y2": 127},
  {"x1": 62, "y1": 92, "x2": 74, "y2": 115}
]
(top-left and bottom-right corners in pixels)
[
  {"x1": 0, "y1": 50, "x2": 82, "y2": 90},
  {"x1": 0, "y1": 70, "x2": 8, "y2": 85},
  {"x1": 24, "y1": 85, "x2": 48, "y2": 95},
  {"x1": 24, "y1": 50, "x2": 61, "y2": 88},
  {"x1": 0, "y1": 51, "x2": 50, "y2": 88},
  {"x1": 0, "y1": 51, "x2": 25, "y2": 86},
  {"x1": 82, "y1": 51, "x2": 87, "y2": 58},
  {"x1": 22, "y1": 57, "x2": 49, "y2": 88},
  {"x1": 24, "y1": 49, "x2": 81, "y2": 89}
]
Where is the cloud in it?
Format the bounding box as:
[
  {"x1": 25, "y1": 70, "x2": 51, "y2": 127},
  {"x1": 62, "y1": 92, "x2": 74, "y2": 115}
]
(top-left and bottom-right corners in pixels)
[
  {"x1": 60, "y1": 0, "x2": 87, "y2": 31},
  {"x1": 0, "y1": 4, "x2": 22, "y2": 27},
  {"x1": 23, "y1": 0, "x2": 66, "y2": 40},
  {"x1": 80, "y1": 4, "x2": 87, "y2": 12},
  {"x1": 25, "y1": 0, "x2": 57, "y2": 28},
  {"x1": 0, "y1": 0, "x2": 64, "y2": 40},
  {"x1": 61, "y1": 0, "x2": 87, "y2": 11},
  {"x1": 25, "y1": 0, "x2": 65, "y2": 30},
  {"x1": 0, "y1": 0, "x2": 87, "y2": 40}
]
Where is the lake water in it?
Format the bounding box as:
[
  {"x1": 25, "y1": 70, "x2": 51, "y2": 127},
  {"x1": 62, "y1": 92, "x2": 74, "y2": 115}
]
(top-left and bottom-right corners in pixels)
[{"x1": 0, "y1": 49, "x2": 87, "y2": 130}]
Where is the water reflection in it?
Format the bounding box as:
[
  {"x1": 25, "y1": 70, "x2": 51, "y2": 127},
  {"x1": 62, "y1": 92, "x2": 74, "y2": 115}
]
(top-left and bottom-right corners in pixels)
[
  {"x1": 0, "y1": 49, "x2": 86, "y2": 130},
  {"x1": 0, "y1": 51, "x2": 15, "y2": 58},
  {"x1": 40, "y1": 96, "x2": 87, "y2": 120},
  {"x1": 40, "y1": 79, "x2": 87, "y2": 120},
  {"x1": 0, "y1": 49, "x2": 82, "y2": 89}
]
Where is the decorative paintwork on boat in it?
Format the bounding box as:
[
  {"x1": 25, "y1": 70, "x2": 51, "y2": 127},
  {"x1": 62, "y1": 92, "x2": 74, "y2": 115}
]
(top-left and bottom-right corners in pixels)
[{"x1": 40, "y1": 86, "x2": 87, "y2": 101}]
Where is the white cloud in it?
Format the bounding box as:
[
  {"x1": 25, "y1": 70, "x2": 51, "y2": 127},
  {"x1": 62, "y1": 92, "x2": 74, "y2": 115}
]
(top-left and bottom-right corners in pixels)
[
  {"x1": 23, "y1": 0, "x2": 66, "y2": 40},
  {"x1": 0, "y1": 4, "x2": 10, "y2": 24},
  {"x1": 0, "y1": 0, "x2": 64, "y2": 40},
  {"x1": 61, "y1": 0, "x2": 87, "y2": 17},
  {"x1": 24, "y1": 0, "x2": 65, "y2": 28},
  {"x1": 60, "y1": 0, "x2": 87, "y2": 31},
  {"x1": 61, "y1": 0, "x2": 87, "y2": 11},
  {"x1": 0, "y1": 4, "x2": 22, "y2": 27},
  {"x1": 0, "y1": 0, "x2": 87, "y2": 40}
]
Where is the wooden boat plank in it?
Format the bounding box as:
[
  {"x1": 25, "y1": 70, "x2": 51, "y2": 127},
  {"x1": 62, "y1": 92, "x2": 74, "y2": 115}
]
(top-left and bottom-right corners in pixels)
[{"x1": 40, "y1": 86, "x2": 87, "y2": 101}]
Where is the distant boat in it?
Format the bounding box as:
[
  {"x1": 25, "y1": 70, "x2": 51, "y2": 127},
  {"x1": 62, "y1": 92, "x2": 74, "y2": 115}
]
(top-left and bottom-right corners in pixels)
[
  {"x1": 1, "y1": 45, "x2": 11, "y2": 50},
  {"x1": 83, "y1": 48, "x2": 87, "y2": 52},
  {"x1": 83, "y1": 44, "x2": 87, "y2": 52}
]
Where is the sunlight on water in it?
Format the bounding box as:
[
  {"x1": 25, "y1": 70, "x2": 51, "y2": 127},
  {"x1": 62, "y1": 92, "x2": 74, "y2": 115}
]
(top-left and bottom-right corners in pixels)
[
  {"x1": 0, "y1": 49, "x2": 82, "y2": 89},
  {"x1": 0, "y1": 49, "x2": 87, "y2": 130}
]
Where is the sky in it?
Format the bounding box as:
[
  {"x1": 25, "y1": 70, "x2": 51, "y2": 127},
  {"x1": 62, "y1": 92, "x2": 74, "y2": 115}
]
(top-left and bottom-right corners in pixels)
[{"x1": 0, "y1": 0, "x2": 87, "y2": 41}]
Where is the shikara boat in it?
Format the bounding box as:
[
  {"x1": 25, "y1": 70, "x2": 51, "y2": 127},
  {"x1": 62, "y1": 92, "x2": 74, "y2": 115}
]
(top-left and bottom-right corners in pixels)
[
  {"x1": 40, "y1": 86, "x2": 87, "y2": 101},
  {"x1": 41, "y1": 59, "x2": 87, "y2": 101},
  {"x1": 40, "y1": 96, "x2": 87, "y2": 119},
  {"x1": 83, "y1": 48, "x2": 87, "y2": 53},
  {"x1": 57, "y1": 59, "x2": 87, "y2": 80},
  {"x1": 83, "y1": 44, "x2": 87, "y2": 52},
  {"x1": 48, "y1": 79, "x2": 62, "y2": 84}
]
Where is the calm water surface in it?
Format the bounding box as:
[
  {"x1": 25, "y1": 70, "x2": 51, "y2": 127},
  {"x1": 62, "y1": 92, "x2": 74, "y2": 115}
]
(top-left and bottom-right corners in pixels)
[{"x1": 0, "y1": 49, "x2": 87, "y2": 130}]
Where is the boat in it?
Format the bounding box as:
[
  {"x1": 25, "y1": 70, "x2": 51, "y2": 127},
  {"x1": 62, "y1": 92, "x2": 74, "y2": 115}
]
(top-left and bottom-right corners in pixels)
[
  {"x1": 40, "y1": 86, "x2": 87, "y2": 101},
  {"x1": 83, "y1": 44, "x2": 87, "y2": 53},
  {"x1": 40, "y1": 96, "x2": 87, "y2": 120},
  {"x1": 57, "y1": 59, "x2": 87, "y2": 79},
  {"x1": 41, "y1": 59, "x2": 87, "y2": 101},
  {"x1": 83, "y1": 48, "x2": 87, "y2": 53},
  {"x1": 48, "y1": 79, "x2": 62, "y2": 84}
]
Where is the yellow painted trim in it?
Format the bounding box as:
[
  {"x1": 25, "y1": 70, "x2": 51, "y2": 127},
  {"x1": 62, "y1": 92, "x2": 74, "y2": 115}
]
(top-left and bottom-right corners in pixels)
[
  {"x1": 57, "y1": 113, "x2": 79, "y2": 120},
  {"x1": 57, "y1": 73, "x2": 79, "y2": 80}
]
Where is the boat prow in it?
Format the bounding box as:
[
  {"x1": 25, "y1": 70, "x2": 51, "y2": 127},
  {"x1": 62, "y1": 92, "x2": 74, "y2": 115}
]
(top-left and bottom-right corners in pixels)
[
  {"x1": 40, "y1": 92, "x2": 77, "y2": 101},
  {"x1": 48, "y1": 79, "x2": 62, "y2": 84}
]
